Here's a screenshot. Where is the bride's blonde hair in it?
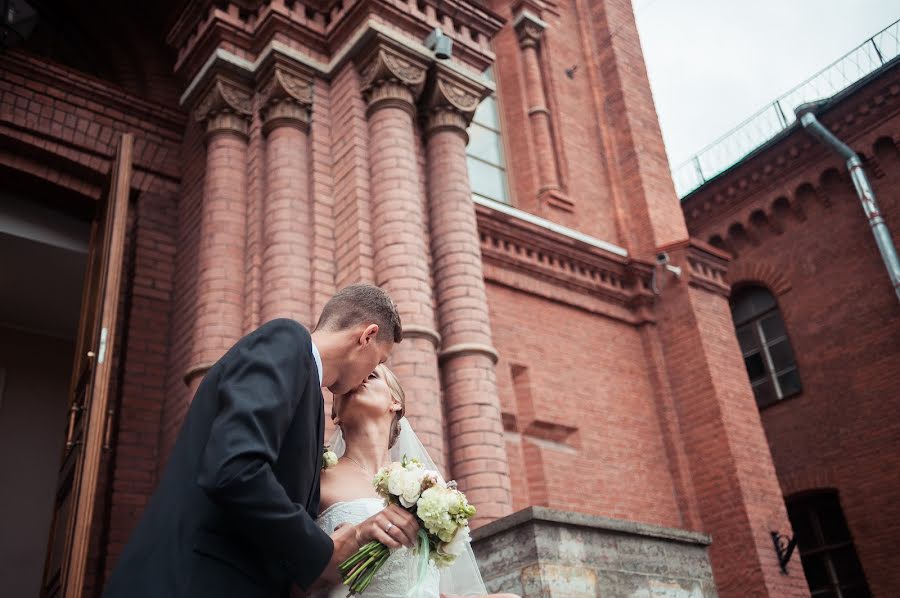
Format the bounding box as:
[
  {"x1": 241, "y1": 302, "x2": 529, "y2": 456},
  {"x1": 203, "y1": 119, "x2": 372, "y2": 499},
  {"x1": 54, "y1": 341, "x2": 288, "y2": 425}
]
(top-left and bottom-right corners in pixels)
[{"x1": 376, "y1": 364, "x2": 406, "y2": 449}]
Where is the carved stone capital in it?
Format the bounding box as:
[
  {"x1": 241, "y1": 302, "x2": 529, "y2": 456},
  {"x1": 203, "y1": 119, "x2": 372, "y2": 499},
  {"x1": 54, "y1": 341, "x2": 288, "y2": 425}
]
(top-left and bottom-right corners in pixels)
[
  {"x1": 422, "y1": 65, "x2": 490, "y2": 139},
  {"x1": 356, "y1": 38, "x2": 428, "y2": 118},
  {"x1": 194, "y1": 77, "x2": 253, "y2": 142},
  {"x1": 514, "y1": 11, "x2": 547, "y2": 49},
  {"x1": 258, "y1": 63, "x2": 314, "y2": 136}
]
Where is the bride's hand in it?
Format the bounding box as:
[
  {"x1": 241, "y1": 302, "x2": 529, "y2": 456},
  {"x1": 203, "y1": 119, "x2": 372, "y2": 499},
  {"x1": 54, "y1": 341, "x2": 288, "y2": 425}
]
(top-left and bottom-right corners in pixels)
[{"x1": 355, "y1": 504, "x2": 419, "y2": 549}]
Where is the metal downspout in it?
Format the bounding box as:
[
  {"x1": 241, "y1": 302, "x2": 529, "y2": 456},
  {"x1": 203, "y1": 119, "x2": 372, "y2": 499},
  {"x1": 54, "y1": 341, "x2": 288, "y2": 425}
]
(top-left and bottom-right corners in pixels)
[{"x1": 797, "y1": 107, "x2": 900, "y2": 303}]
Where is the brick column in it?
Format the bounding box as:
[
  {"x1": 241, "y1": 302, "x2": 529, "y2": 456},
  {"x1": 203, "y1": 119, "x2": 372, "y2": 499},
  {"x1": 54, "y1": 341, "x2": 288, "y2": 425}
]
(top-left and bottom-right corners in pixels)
[
  {"x1": 187, "y1": 77, "x2": 252, "y2": 389},
  {"x1": 514, "y1": 10, "x2": 568, "y2": 211},
  {"x1": 259, "y1": 62, "x2": 315, "y2": 326},
  {"x1": 421, "y1": 67, "x2": 513, "y2": 524},
  {"x1": 356, "y1": 39, "x2": 446, "y2": 468},
  {"x1": 655, "y1": 242, "x2": 809, "y2": 598}
]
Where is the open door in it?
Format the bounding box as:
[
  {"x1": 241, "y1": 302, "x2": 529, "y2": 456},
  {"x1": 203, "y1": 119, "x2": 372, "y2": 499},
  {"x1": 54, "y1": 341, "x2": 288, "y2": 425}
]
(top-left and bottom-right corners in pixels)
[{"x1": 41, "y1": 134, "x2": 133, "y2": 598}]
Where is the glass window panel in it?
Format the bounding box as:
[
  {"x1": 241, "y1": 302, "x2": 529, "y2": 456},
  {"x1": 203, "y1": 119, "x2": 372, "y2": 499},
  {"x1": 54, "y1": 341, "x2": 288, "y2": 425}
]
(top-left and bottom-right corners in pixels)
[
  {"x1": 748, "y1": 287, "x2": 778, "y2": 315},
  {"x1": 788, "y1": 507, "x2": 818, "y2": 552},
  {"x1": 817, "y1": 498, "x2": 852, "y2": 544},
  {"x1": 736, "y1": 325, "x2": 760, "y2": 354},
  {"x1": 472, "y1": 96, "x2": 500, "y2": 129},
  {"x1": 778, "y1": 369, "x2": 802, "y2": 397},
  {"x1": 767, "y1": 340, "x2": 797, "y2": 371},
  {"x1": 467, "y1": 157, "x2": 508, "y2": 203},
  {"x1": 744, "y1": 352, "x2": 766, "y2": 381},
  {"x1": 761, "y1": 313, "x2": 786, "y2": 341},
  {"x1": 731, "y1": 286, "x2": 777, "y2": 325},
  {"x1": 840, "y1": 584, "x2": 871, "y2": 598},
  {"x1": 467, "y1": 124, "x2": 503, "y2": 165},
  {"x1": 832, "y1": 546, "x2": 866, "y2": 583},
  {"x1": 752, "y1": 379, "x2": 777, "y2": 408},
  {"x1": 800, "y1": 554, "x2": 830, "y2": 591}
]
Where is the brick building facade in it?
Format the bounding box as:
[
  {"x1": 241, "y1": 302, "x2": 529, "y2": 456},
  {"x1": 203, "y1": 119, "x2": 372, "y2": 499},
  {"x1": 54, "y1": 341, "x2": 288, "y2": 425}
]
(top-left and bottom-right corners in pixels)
[
  {"x1": 682, "y1": 59, "x2": 900, "y2": 597},
  {"x1": 0, "y1": 0, "x2": 820, "y2": 597}
]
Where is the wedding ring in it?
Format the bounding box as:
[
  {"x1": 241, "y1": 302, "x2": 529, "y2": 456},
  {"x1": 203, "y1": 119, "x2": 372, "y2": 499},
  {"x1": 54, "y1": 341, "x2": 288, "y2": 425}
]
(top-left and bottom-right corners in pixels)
[{"x1": 385, "y1": 522, "x2": 395, "y2": 534}]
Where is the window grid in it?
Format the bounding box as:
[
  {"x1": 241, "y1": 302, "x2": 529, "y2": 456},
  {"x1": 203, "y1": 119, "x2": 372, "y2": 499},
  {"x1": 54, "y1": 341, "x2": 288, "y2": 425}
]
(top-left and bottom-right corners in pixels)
[{"x1": 465, "y1": 69, "x2": 510, "y2": 205}]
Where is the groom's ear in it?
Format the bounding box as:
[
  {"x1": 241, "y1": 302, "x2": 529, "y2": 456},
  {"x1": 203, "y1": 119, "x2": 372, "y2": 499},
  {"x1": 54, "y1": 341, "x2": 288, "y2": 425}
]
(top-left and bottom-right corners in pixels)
[{"x1": 360, "y1": 323, "x2": 379, "y2": 345}]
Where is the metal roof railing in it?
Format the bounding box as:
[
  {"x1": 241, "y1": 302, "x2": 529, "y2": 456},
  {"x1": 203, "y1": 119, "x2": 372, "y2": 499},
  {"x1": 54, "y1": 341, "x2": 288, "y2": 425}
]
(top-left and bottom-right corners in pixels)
[{"x1": 672, "y1": 17, "x2": 900, "y2": 198}]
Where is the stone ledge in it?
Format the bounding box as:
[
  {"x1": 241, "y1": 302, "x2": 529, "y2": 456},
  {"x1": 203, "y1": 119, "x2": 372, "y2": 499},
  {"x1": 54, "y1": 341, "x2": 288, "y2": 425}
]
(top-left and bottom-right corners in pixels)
[{"x1": 472, "y1": 506, "x2": 712, "y2": 547}]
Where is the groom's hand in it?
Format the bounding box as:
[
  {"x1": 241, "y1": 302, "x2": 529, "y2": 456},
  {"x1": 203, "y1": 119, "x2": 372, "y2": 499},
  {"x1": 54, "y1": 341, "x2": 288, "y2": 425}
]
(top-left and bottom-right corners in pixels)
[{"x1": 318, "y1": 505, "x2": 420, "y2": 585}]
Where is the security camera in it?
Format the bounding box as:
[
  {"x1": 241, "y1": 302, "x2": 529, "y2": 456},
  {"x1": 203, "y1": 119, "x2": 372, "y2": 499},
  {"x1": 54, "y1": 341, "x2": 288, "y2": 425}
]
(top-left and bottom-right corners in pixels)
[
  {"x1": 425, "y1": 28, "x2": 453, "y2": 60},
  {"x1": 656, "y1": 252, "x2": 670, "y2": 265}
]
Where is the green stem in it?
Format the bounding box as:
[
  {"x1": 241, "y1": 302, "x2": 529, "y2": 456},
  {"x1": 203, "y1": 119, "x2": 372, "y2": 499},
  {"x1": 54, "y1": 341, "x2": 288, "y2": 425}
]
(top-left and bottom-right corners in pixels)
[{"x1": 344, "y1": 551, "x2": 381, "y2": 586}]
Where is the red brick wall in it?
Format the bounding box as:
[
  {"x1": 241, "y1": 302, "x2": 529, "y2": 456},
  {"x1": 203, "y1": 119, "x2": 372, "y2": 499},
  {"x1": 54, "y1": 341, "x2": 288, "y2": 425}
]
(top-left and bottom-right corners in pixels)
[
  {"x1": 488, "y1": 282, "x2": 685, "y2": 529},
  {"x1": 685, "y1": 106, "x2": 900, "y2": 594}
]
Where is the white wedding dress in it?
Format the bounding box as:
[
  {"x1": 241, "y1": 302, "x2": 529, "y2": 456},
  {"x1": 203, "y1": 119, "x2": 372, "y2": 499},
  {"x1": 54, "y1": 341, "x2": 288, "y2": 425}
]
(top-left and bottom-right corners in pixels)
[{"x1": 312, "y1": 497, "x2": 441, "y2": 598}]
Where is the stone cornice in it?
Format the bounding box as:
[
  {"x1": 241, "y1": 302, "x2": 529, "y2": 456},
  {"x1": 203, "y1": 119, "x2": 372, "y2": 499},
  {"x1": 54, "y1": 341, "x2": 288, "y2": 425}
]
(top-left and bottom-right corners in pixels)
[
  {"x1": 167, "y1": 0, "x2": 504, "y2": 85},
  {"x1": 178, "y1": 21, "x2": 495, "y2": 109},
  {"x1": 475, "y1": 200, "x2": 656, "y2": 323},
  {"x1": 658, "y1": 239, "x2": 731, "y2": 297},
  {"x1": 682, "y1": 62, "x2": 900, "y2": 234}
]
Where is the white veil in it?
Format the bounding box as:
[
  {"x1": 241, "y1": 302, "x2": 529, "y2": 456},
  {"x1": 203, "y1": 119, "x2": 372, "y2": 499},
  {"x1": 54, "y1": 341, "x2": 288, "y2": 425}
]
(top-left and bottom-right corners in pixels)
[{"x1": 328, "y1": 417, "x2": 488, "y2": 596}]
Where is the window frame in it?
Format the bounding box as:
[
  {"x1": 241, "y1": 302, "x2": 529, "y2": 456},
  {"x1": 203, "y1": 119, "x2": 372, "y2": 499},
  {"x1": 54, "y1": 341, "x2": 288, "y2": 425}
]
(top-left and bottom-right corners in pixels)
[
  {"x1": 730, "y1": 286, "x2": 802, "y2": 408},
  {"x1": 787, "y1": 492, "x2": 872, "y2": 598},
  {"x1": 465, "y1": 68, "x2": 512, "y2": 206}
]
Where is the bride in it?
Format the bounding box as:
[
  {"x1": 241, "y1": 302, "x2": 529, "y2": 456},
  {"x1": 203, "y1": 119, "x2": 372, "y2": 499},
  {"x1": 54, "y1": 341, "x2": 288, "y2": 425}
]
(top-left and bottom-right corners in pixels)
[{"x1": 310, "y1": 364, "x2": 518, "y2": 598}]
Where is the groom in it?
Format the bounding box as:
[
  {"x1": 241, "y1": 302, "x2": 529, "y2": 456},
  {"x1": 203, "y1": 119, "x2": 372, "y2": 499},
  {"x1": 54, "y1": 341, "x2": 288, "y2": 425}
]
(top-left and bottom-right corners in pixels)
[{"x1": 103, "y1": 284, "x2": 420, "y2": 598}]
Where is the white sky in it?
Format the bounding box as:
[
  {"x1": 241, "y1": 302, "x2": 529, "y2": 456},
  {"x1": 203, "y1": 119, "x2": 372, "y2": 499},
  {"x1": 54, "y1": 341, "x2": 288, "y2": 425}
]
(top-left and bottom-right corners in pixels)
[{"x1": 634, "y1": 0, "x2": 900, "y2": 169}]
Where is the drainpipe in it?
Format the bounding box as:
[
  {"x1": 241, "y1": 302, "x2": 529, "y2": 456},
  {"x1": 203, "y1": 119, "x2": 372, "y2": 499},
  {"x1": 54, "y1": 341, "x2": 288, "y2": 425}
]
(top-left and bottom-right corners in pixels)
[{"x1": 797, "y1": 105, "x2": 900, "y2": 303}]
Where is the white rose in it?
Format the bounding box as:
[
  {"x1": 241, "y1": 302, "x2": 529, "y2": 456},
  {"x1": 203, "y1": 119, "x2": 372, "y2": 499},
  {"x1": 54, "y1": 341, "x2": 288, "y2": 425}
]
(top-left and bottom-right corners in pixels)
[{"x1": 443, "y1": 525, "x2": 471, "y2": 557}]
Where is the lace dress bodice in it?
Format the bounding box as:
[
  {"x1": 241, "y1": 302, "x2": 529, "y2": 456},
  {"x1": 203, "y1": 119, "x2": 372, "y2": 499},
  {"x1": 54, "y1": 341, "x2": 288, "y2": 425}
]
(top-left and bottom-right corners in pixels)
[{"x1": 312, "y1": 498, "x2": 440, "y2": 598}]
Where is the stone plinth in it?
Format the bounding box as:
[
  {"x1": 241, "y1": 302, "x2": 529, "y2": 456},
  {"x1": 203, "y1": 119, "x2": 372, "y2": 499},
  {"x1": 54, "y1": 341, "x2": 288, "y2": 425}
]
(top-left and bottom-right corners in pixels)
[{"x1": 472, "y1": 507, "x2": 717, "y2": 597}]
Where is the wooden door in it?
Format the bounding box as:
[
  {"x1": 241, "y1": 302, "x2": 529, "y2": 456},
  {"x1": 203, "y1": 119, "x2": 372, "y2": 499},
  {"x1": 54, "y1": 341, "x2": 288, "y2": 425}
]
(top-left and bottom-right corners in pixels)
[{"x1": 41, "y1": 134, "x2": 133, "y2": 598}]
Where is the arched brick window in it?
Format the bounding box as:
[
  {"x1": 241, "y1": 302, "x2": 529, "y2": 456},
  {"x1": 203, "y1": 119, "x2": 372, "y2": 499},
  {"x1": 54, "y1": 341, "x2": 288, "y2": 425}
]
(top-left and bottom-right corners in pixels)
[
  {"x1": 787, "y1": 492, "x2": 872, "y2": 597},
  {"x1": 466, "y1": 67, "x2": 510, "y2": 204},
  {"x1": 730, "y1": 285, "x2": 801, "y2": 408}
]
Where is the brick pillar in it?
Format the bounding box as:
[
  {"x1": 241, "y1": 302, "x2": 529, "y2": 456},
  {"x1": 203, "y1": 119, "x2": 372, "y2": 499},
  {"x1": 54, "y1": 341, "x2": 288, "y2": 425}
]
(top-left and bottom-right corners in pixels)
[
  {"x1": 514, "y1": 10, "x2": 569, "y2": 212},
  {"x1": 422, "y1": 66, "x2": 513, "y2": 524},
  {"x1": 259, "y1": 63, "x2": 315, "y2": 327},
  {"x1": 655, "y1": 242, "x2": 809, "y2": 598},
  {"x1": 356, "y1": 39, "x2": 446, "y2": 468},
  {"x1": 187, "y1": 77, "x2": 252, "y2": 389}
]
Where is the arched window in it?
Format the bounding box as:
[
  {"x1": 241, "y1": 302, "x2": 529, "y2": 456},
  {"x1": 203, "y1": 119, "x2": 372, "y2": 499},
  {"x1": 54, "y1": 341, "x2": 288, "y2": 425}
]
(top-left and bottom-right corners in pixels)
[
  {"x1": 787, "y1": 492, "x2": 872, "y2": 597},
  {"x1": 730, "y1": 286, "x2": 801, "y2": 408},
  {"x1": 466, "y1": 67, "x2": 510, "y2": 204}
]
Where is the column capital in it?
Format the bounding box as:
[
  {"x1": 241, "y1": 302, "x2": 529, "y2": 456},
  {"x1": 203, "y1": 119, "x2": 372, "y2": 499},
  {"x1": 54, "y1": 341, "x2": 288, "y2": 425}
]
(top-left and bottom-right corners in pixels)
[
  {"x1": 193, "y1": 75, "x2": 253, "y2": 142},
  {"x1": 514, "y1": 11, "x2": 547, "y2": 49},
  {"x1": 422, "y1": 65, "x2": 491, "y2": 140},
  {"x1": 356, "y1": 35, "x2": 429, "y2": 118},
  {"x1": 258, "y1": 57, "x2": 314, "y2": 137}
]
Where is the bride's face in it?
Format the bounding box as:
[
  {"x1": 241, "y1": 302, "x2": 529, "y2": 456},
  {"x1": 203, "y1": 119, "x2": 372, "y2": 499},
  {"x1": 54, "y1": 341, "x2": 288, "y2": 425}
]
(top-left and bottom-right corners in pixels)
[{"x1": 333, "y1": 368, "x2": 398, "y2": 427}]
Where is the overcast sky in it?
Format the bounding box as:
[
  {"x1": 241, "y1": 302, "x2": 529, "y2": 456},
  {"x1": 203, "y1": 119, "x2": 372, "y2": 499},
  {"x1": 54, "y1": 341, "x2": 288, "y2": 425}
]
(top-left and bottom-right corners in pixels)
[{"x1": 634, "y1": 0, "x2": 899, "y2": 169}]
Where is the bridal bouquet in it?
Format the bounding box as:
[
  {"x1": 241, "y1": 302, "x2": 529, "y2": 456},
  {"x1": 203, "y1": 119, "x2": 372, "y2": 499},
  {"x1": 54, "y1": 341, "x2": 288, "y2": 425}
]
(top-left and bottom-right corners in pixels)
[{"x1": 339, "y1": 456, "x2": 476, "y2": 595}]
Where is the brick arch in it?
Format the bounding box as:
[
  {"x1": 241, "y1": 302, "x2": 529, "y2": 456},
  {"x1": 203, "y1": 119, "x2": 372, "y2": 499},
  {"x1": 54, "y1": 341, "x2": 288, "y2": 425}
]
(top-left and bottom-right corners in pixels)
[
  {"x1": 779, "y1": 468, "x2": 840, "y2": 499},
  {"x1": 0, "y1": 132, "x2": 107, "y2": 200},
  {"x1": 726, "y1": 260, "x2": 792, "y2": 296}
]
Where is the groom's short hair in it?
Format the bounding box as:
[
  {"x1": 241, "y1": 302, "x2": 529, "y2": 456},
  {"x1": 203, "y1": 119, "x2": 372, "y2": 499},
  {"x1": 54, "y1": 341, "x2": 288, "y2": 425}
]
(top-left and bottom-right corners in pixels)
[{"x1": 315, "y1": 284, "x2": 403, "y2": 343}]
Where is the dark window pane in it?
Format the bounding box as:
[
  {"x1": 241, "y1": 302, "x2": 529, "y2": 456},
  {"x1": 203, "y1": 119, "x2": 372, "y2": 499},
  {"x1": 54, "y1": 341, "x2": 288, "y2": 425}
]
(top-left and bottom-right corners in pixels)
[
  {"x1": 831, "y1": 546, "x2": 866, "y2": 583},
  {"x1": 768, "y1": 340, "x2": 797, "y2": 371},
  {"x1": 737, "y1": 326, "x2": 760, "y2": 354},
  {"x1": 753, "y1": 380, "x2": 777, "y2": 408},
  {"x1": 817, "y1": 498, "x2": 852, "y2": 544},
  {"x1": 788, "y1": 507, "x2": 818, "y2": 552},
  {"x1": 840, "y1": 584, "x2": 872, "y2": 598},
  {"x1": 744, "y1": 352, "x2": 766, "y2": 380},
  {"x1": 731, "y1": 287, "x2": 777, "y2": 325},
  {"x1": 800, "y1": 554, "x2": 830, "y2": 591},
  {"x1": 761, "y1": 313, "x2": 786, "y2": 341},
  {"x1": 778, "y1": 369, "x2": 802, "y2": 397}
]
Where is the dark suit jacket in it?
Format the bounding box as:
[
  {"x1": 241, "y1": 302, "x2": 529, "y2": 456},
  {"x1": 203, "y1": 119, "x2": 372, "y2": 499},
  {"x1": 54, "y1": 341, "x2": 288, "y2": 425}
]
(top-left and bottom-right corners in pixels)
[{"x1": 102, "y1": 319, "x2": 333, "y2": 598}]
